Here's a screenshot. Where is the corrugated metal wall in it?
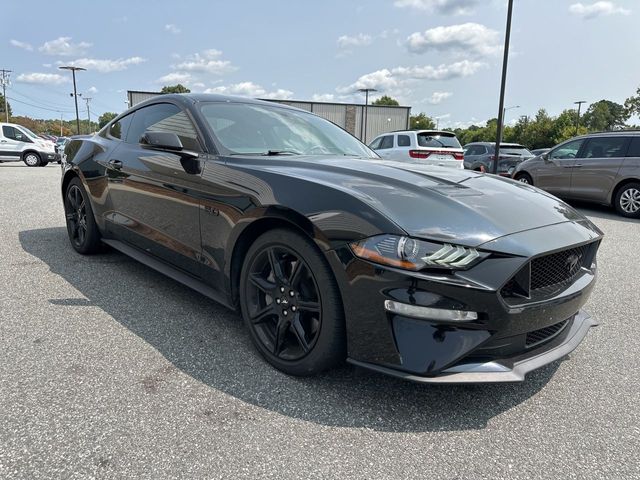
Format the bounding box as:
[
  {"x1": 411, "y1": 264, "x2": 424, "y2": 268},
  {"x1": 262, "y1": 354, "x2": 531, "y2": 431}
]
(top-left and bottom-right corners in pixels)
[{"x1": 127, "y1": 91, "x2": 411, "y2": 143}]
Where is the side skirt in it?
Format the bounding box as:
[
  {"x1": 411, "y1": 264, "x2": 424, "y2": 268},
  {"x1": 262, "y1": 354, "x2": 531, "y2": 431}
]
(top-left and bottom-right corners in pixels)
[{"x1": 102, "y1": 239, "x2": 234, "y2": 311}]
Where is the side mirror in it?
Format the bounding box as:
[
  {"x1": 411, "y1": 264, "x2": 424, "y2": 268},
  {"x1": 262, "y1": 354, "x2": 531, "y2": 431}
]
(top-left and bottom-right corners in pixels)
[
  {"x1": 140, "y1": 131, "x2": 198, "y2": 159},
  {"x1": 542, "y1": 152, "x2": 550, "y2": 161}
]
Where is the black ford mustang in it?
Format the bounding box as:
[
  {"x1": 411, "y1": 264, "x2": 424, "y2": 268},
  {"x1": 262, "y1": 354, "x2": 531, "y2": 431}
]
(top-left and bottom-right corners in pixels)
[{"x1": 61, "y1": 94, "x2": 603, "y2": 383}]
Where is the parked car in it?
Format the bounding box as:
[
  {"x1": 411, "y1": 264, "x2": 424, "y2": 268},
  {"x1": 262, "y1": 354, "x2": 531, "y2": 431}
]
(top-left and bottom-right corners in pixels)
[
  {"x1": 62, "y1": 94, "x2": 602, "y2": 383},
  {"x1": 531, "y1": 148, "x2": 551, "y2": 156},
  {"x1": 513, "y1": 131, "x2": 640, "y2": 218},
  {"x1": 463, "y1": 142, "x2": 534, "y2": 176},
  {"x1": 368, "y1": 130, "x2": 464, "y2": 169},
  {"x1": 0, "y1": 122, "x2": 59, "y2": 166}
]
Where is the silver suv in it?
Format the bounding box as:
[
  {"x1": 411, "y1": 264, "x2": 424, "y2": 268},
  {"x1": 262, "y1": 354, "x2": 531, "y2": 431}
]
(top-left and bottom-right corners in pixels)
[
  {"x1": 368, "y1": 130, "x2": 464, "y2": 169},
  {"x1": 513, "y1": 131, "x2": 640, "y2": 218}
]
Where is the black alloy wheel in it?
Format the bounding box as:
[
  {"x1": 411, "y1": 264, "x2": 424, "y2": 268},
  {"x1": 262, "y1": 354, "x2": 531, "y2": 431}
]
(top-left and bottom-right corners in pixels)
[
  {"x1": 240, "y1": 229, "x2": 345, "y2": 375},
  {"x1": 64, "y1": 178, "x2": 102, "y2": 254}
]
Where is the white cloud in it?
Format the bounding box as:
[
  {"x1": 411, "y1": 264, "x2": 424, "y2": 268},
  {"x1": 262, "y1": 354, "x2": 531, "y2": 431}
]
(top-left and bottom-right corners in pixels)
[
  {"x1": 394, "y1": 0, "x2": 480, "y2": 15},
  {"x1": 165, "y1": 24, "x2": 181, "y2": 34},
  {"x1": 86, "y1": 86, "x2": 99, "y2": 94},
  {"x1": 16, "y1": 73, "x2": 69, "y2": 85},
  {"x1": 156, "y1": 72, "x2": 192, "y2": 84},
  {"x1": 427, "y1": 91, "x2": 453, "y2": 104},
  {"x1": 39, "y1": 37, "x2": 92, "y2": 56},
  {"x1": 60, "y1": 57, "x2": 146, "y2": 73},
  {"x1": 336, "y1": 60, "x2": 483, "y2": 99},
  {"x1": 569, "y1": 1, "x2": 630, "y2": 19},
  {"x1": 337, "y1": 33, "x2": 373, "y2": 48},
  {"x1": 406, "y1": 23, "x2": 501, "y2": 56},
  {"x1": 204, "y1": 81, "x2": 293, "y2": 99},
  {"x1": 174, "y1": 49, "x2": 236, "y2": 75},
  {"x1": 10, "y1": 39, "x2": 33, "y2": 51},
  {"x1": 312, "y1": 93, "x2": 336, "y2": 102}
]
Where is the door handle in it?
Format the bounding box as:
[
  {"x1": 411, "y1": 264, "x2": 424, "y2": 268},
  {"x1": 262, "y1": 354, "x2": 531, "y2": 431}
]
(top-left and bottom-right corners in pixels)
[
  {"x1": 0, "y1": 140, "x2": 7, "y2": 143},
  {"x1": 108, "y1": 159, "x2": 123, "y2": 170}
]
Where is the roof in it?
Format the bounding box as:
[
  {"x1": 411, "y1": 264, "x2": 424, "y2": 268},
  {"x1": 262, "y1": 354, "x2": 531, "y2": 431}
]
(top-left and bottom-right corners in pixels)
[{"x1": 464, "y1": 142, "x2": 526, "y2": 147}]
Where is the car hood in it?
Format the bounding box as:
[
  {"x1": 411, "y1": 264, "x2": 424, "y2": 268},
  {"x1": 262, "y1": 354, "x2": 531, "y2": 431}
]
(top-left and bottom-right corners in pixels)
[{"x1": 239, "y1": 156, "x2": 597, "y2": 248}]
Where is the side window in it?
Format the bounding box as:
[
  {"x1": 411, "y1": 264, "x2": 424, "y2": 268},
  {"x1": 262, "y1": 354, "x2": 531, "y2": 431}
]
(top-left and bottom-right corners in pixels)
[
  {"x1": 397, "y1": 135, "x2": 411, "y2": 147},
  {"x1": 465, "y1": 146, "x2": 479, "y2": 155},
  {"x1": 582, "y1": 137, "x2": 629, "y2": 159},
  {"x1": 369, "y1": 137, "x2": 382, "y2": 150},
  {"x1": 379, "y1": 135, "x2": 394, "y2": 149},
  {"x1": 626, "y1": 137, "x2": 640, "y2": 157},
  {"x1": 109, "y1": 113, "x2": 133, "y2": 140},
  {"x1": 550, "y1": 139, "x2": 585, "y2": 160},
  {"x1": 127, "y1": 103, "x2": 202, "y2": 152},
  {"x1": 2, "y1": 126, "x2": 16, "y2": 140}
]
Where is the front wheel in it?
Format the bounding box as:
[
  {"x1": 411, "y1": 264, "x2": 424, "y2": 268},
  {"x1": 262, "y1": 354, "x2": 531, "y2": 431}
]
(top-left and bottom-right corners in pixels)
[
  {"x1": 64, "y1": 178, "x2": 102, "y2": 254},
  {"x1": 23, "y1": 152, "x2": 41, "y2": 167},
  {"x1": 614, "y1": 183, "x2": 640, "y2": 218},
  {"x1": 514, "y1": 172, "x2": 533, "y2": 185},
  {"x1": 239, "y1": 229, "x2": 346, "y2": 376}
]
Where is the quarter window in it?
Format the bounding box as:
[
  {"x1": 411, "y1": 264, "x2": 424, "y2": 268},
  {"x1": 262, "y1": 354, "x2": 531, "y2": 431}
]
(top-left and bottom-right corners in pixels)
[
  {"x1": 550, "y1": 139, "x2": 585, "y2": 160},
  {"x1": 397, "y1": 135, "x2": 411, "y2": 147},
  {"x1": 109, "y1": 113, "x2": 133, "y2": 140},
  {"x1": 379, "y1": 135, "x2": 393, "y2": 149},
  {"x1": 582, "y1": 137, "x2": 628, "y2": 159},
  {"x1": 626, "y1": 137, "x2": 640, "y2": 157},
  {"x1": 127, "y1": 103, "x2": 202, "y2": 152}
]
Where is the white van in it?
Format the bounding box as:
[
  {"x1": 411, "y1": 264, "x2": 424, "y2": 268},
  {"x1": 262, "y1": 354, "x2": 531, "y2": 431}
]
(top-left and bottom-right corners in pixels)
[{"x1": 0, "y1": 122, "x2": 58, "y2": 166}]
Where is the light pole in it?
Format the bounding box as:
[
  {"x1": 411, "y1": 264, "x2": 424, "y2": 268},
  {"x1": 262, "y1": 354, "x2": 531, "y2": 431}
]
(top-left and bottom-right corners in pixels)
[
  {"x1": 84, "y1": 97, "x2": 92, "y2": 134},
  {"x1": 574, "y1": 100, "x2": 586, "y2": 135},
  {"x1": 492, "y1": 0, "x2": 514, "y2": 174},
  {"x1": 358, "y1": 88, "x2": 377, "y2": 144},
  {"x1": 58, "y1": 66, "x2": 86, "y2": 135}
]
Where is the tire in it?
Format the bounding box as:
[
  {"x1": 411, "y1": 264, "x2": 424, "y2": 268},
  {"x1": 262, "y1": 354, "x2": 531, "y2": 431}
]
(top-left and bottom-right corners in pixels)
[
  {"x1": 64, "y1": 177, "x2": 102, "y2": 254},
  {"x1": 40, "y1": 161, "x2": 49, "y2": 167},
  {"x1": 515, "y1": 172, "x2": 533, "y2": 185},
  {"x1": 239, "y1": 228, "x2": 346, "y2": 376},
  {"x1": 23, "y1": 152, "x2": 41, "y2": 167},
  {"x1": 614, "y1": 182, "x2": 640, "y2": 218}
]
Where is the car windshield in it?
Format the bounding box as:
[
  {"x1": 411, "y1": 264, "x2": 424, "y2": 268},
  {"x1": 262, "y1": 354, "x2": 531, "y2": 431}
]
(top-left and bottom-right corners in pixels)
[
  {"x1": 501, "y1": 146, "x2": 533, "y2": 156},
  {"x1": 200, "y1": 102, "x2": 377, "y2": 157},
  {"x1": 417, "y1": 132, "x2": 461, "y2": 149},
  {"x1": 18, "y1": 126, "x2": 40, "y2": 140}
]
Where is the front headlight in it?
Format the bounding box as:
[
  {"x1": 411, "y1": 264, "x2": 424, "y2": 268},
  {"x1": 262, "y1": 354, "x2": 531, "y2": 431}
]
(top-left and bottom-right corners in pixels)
[{"x1": 350, "y1": 234, "x2": 485, "y2": 271}]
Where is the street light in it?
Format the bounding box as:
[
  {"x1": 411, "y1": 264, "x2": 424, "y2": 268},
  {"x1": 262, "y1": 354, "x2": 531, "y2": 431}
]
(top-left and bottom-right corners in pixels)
[
  {"x1": 58, "y1": 66, "x2": 86, "y2": 135},
  {"x1": 358, "y1": 88, "x2": 377, "y2": 144},
  {"x1": 574, "y1": 100, "x2": 586, "y2": 135},
  {"x1": 492, "y1": 0, "x2": 514, "y2": 174}
]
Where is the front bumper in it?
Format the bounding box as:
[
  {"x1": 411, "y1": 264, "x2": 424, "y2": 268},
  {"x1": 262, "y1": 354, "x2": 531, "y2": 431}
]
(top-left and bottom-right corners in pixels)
[
  {"x1": 40, "y1": 150, "x2": 59, "y2": 162},
  {"x1": 349, "y1": 310, "x2": 597, "y2": 383}
]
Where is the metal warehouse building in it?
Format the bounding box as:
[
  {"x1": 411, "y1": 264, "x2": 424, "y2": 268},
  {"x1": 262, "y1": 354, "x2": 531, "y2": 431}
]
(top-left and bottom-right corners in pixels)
[{"x1": 127, "y1": 91, "x2": 411, "y2": 144}]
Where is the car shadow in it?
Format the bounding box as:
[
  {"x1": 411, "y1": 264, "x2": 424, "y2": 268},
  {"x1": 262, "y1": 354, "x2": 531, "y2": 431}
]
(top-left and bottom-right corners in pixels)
[{"x1": 19, "y1": 227, "x2": 562, "y2": 433}]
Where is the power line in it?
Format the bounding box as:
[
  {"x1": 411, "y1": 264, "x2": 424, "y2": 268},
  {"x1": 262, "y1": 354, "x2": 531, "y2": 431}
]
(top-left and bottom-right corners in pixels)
[
  {"x1": 7, "y1": 96, "x2": 75, "y2": 114},
  {"x1": 9, "y1": 87, "x2": 76, "y2": 111}
]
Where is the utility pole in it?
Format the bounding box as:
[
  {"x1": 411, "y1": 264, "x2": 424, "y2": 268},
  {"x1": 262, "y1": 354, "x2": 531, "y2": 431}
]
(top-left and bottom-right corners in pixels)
[
  {"x1": 492, "y1": 0, "x2": 514, "y2": 174},
  {"x1": 574, "y1": 100, "x2": 586, "y2": 135},
  {"x1": 59, "y1": 112, "x2": 63, "y2": 136},
  {"x1": 358, "y1": 88, "x2": 377, "y2": 144},
  {"x1": 58, "y1": 66, "x2": 86, "y2": 135},
  {"x1": 0, "y1": 69, "x2": 12, "y2": 122},
  {"x1": 84, "y1": 97, "x2": 92, "y2": 134}
]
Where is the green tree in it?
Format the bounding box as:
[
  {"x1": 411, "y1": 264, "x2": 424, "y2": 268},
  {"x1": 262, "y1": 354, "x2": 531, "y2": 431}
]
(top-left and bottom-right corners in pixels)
[
  {"x1": 409, "y1": 112, "x2": 435, "y2": 130},
  {"x1": 0, "y1": 94, "x2": 12, "y2": 119},
  {"x1": 98, "y1": 112, "x2": 118, "y2": 129},
  {"x1": 624, "y1": 86, "x2": 640, "y2": 118},
  {"x1": 372, "y1": 95, "x2": 399, "y2": 106},
  {"x1": 161, "y1": 84, "x2": 191, "y2": 94},
  {"x1": 582, "y1": 100, "x2": 628, "y2": 131}
]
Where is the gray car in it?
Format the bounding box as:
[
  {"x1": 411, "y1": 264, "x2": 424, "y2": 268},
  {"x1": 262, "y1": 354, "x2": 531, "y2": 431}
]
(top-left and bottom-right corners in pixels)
[
  {"x1": 463, "y1": 142, "x2": 534, "y2": 177},
  {"x1": 513, "y1": 131, "x2": 640, "y2": 218}
]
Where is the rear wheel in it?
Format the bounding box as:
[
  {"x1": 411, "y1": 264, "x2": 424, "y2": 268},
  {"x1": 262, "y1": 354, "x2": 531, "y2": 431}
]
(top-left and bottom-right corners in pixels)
[
  {"x1": 515, "y1": 172, "x2": 533, "y2": 185},
  {"x1": 23, "y1": 152, "x2": 41, "y2": 167},
  {"x1": 239, "y1": 228, "x2": 346, "y2": 376},
  {"x1": 64, "y1": 178, "x2": 102, "y2": 254},
  {"x1": 614, "y1": 183, "x2": 640, "y2": 218}
]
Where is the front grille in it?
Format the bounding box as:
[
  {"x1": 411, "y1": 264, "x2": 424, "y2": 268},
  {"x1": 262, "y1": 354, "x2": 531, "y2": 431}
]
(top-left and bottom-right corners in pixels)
[
  {"x1": 530, "y1": 244, "x2": 590, "y2": 294},
  {"x1": 525, "y1": 319, "x2": 570, "y2": 348}
]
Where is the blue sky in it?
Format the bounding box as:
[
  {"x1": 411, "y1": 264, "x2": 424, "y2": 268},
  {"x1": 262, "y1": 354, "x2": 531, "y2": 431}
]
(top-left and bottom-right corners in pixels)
[{"x1": 3, "y1": 0, "x2": 639, "y2": 128}]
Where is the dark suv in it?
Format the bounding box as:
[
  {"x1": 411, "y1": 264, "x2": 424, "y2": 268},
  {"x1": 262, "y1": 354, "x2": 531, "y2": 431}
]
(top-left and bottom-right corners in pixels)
[
  {"x1": 464, "y1": 142, "x2": 534, "y2": 176},
  {"x1": 512, "y1": 132, "x2": 640, "y2": 218}
]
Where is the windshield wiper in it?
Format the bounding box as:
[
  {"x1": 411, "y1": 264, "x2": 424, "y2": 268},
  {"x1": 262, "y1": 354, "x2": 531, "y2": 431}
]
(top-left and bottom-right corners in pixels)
[{"x1": 261, "y1": 150, "x2": 301, "y2": 156}]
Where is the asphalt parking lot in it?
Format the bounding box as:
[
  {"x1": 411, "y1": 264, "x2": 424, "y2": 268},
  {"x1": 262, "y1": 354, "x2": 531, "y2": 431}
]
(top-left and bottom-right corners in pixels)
[{"x1": 1, "y1": 163, "x2": 639, "y2": 480}]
